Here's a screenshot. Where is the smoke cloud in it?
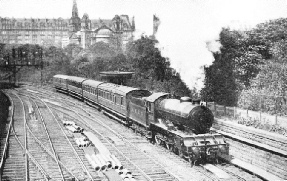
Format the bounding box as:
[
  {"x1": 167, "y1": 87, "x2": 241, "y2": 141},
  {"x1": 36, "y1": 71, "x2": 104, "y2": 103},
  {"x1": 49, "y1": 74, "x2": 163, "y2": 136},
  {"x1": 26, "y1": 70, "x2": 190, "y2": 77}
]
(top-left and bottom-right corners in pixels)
[
  {"x1": 154, "y1": 2, "x2": 223, "y2": 90},
  {"x1": 148, "y1": 0, "x2": 286, "y2": 91}
]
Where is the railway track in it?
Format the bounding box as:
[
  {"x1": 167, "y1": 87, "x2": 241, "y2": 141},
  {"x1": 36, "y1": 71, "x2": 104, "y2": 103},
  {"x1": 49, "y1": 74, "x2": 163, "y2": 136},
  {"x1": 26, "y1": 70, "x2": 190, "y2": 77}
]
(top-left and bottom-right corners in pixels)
[
  {"x1": 21, "y1": 87, "x2": 264, "y2": 181},
  {"x1": 1, "y1": 90, "x2": 101, "y2": 181},
  {"x1": 214, "y1": 120, "x2": 287, "y2": 179},
  {"x1": 50, "y1": 101, "x2": 179, "y2": 181},
  {"x1": 2, "y1": 92, "x2": 39, "y2": 181},
  {"x1": 214, "y1": 119, "x2": 287, "y2": 153}
]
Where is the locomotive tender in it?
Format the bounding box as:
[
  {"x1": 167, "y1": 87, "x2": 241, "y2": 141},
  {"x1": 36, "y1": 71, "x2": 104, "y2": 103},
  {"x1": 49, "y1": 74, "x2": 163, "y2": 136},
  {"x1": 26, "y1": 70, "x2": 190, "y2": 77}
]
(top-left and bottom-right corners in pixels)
[{"x1": 53, "y1": 74, "x2": 229, "y2": 165}]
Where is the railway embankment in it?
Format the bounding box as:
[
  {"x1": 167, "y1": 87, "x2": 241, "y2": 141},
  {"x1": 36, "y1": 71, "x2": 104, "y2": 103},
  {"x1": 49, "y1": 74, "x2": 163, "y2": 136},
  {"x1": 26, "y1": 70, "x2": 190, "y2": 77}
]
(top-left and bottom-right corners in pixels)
[
  {"x1": 213, "y1": 118, "x2": 287, "y2": 180},
  {"x1": 0, "y1": 91, "x2": 11, "y2": 156}
]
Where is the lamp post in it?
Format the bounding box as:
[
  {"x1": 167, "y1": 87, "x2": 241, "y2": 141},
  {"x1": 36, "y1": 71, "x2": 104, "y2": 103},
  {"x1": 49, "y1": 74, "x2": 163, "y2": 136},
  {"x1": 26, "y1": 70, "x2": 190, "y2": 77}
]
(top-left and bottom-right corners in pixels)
[
  {"x1": 34, "y1": 51, "x2": 38, "y2": 65},
  {"x1": 39, "y1": 48, "x2": 43, "y2": 86}
]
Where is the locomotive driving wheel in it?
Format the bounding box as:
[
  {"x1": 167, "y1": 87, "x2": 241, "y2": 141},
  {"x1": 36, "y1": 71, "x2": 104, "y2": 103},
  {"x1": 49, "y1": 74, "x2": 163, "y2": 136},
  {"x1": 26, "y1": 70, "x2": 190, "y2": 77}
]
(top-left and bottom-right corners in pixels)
[
  {"x1": 188, "y1": 157, "x2": 194, "y2": 167},
  {"x1": 155, "y1": 135, "x2": 162, "y2": 145},
  {"x1": 178, "y1": 150, "x2": 183, "y2": 158},
  {"x1": 165, "y1": 142, "x2": 174, "y2": 151}
]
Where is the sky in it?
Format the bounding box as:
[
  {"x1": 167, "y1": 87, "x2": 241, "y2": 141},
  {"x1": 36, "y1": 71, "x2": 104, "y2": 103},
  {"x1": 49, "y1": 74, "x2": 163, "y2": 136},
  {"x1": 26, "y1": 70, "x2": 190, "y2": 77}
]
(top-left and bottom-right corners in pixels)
[{"x1": 1, "y1": 0, "x2": 287, "y2": 90}]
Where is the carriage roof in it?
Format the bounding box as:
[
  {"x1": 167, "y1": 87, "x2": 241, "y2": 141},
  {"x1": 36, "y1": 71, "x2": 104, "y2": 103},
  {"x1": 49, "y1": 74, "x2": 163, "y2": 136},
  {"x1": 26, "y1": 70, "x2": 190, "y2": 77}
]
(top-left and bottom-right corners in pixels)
[
  {"x1": 53, "y1": 74, "x2": 70, "y2": 80},
  {"x1": 98, "y1": 83, "x2": 139, "y2": 96},
  {"x1": 82, "y1": 79, "x2": 104, "y2": 87},
  {"x1": 67, "y1": 76, "x2": 87, "y2": 83}
]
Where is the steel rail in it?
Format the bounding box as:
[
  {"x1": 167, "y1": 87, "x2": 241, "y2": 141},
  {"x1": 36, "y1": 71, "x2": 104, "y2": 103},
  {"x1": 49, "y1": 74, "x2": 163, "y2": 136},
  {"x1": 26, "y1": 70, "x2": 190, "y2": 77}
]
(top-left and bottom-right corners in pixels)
[
  {"x1": 7, "y1": 92, "x2": 50, "y2": 181},
  {"x1": 53, "y1": 105, "x2": 155, "y2": 181},
  {"x1": 15, "y1": 92, "x2": 82, "y2": 180},
  {"x1": 216, "y1": 164, "x2": 247, "y2": 181},
  {"x1": 25, "y1": 119, "x2": 78, "y2": 179},
  {"x1": 10, "y1": 92, "x2": 29, "y2": 181},
  {"x1": 28, "y1": 97, "x2": 66, "y2": 180},
  {"x1": 32, "y1": 95, "x2": 94, "y2": 181},
  {"x1": 10, "y1": 127, "x2": 50, "y2": 181}
]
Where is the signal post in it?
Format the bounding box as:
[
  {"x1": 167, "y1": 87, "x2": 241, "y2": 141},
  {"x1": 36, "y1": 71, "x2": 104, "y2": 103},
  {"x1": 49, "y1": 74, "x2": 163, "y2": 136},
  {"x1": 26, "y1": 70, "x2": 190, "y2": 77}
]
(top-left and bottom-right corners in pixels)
[{"x1": 0, "y1": 47, "x2": 44, "y2": 86}]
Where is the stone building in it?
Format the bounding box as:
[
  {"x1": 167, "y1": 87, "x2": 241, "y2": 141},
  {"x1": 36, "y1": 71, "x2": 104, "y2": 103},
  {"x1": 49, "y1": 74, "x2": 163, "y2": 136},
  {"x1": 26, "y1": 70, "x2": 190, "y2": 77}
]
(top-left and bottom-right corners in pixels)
[{"x1": 0, "y1": 0, "x2": 135, "y2": 49}]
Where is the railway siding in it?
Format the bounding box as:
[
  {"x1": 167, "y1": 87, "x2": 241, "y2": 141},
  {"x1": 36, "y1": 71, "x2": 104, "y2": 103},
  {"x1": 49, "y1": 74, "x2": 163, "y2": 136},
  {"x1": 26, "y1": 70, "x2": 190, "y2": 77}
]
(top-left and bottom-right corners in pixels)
[
  {"x1": 214, "y1": 118, "x2": 287, "y2": 153},
  {"x1": 1, "y1": 90, "x2": 102, "y2": 181},
  {"x1": 214, "y1": 118, "x2": 287, "y2": 180}
]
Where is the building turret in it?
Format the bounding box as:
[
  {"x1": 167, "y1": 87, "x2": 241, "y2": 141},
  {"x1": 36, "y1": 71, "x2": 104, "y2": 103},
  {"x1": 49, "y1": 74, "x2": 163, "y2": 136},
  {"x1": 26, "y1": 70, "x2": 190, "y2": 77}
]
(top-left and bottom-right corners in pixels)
[
  {"x1": 81, "y1": 13, "x2": 91, "y2": 30},
  {"x1": 69, "y1": 0, "x2": 81, "y2": 32},
  {"x1": 153, "y1": 14, "x2": 160, "y2": 36},
  {"x1": 131, "y1": 16, "x2": 135, "y2": 30}
]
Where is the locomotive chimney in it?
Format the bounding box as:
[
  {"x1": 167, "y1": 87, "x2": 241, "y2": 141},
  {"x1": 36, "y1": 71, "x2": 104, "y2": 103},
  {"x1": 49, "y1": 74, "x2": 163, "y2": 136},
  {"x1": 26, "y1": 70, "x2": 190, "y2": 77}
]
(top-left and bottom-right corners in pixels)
[{"x1": 192, "y1": 99, "x2": 201, "y2": 105}]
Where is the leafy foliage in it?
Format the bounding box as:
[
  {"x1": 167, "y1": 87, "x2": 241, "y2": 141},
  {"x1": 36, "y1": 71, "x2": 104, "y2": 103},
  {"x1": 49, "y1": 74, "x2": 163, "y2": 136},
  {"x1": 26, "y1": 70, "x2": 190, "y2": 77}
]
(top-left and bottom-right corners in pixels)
[
  {"x1": 125, "y1": 36, "x2": 191, "y2": 97},
  {"x1": 202, "y1": 18, "x2": 287, "y2": 115},
  {"x1": 0, "y1": 36, "x2": 192, "y2": 98}
]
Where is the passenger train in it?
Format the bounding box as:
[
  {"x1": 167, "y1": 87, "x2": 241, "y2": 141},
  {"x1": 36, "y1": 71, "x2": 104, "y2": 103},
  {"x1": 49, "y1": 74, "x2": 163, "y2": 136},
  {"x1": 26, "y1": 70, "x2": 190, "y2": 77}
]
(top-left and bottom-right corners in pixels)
[{"x1": 53, "y1": 74, "x2": 229, "y2": 165}]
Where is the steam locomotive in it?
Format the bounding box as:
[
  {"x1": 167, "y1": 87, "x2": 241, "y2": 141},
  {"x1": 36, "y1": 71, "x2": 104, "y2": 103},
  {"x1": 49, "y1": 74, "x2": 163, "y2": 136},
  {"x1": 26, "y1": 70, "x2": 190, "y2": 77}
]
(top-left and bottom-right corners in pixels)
[{"x1": 53, "y1": 74, "x2": 229, "y2": 165}]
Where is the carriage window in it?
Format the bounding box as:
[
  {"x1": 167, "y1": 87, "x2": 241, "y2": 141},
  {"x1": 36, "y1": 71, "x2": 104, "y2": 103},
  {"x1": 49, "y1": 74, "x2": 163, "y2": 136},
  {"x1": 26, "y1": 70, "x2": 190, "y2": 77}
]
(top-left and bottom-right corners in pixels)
[
  {"x1": 147, "y1": 102, "x2": 152, "y2": 112},
  {"x1": 121, "y1": 97, "x2": 123, "y2": 105}
]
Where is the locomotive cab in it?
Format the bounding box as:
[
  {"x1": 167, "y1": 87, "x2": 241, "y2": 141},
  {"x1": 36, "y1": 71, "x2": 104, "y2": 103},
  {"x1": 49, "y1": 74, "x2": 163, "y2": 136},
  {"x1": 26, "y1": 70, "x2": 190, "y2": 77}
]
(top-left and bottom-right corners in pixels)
[{"x1": 143, "y1": 93, "x2": 170, "y2": 126}]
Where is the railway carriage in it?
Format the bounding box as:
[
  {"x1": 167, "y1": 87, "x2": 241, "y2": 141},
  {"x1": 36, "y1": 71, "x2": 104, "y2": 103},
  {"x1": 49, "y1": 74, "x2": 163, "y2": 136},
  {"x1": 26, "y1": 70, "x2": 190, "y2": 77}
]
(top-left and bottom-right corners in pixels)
[
  {"x1": 53, "y1": 74, "x2": 69, "y2": 92},
  {"x1": 97, "y1": 83, "x2": 139, "y2": 119},
  {"x1": 67, "y1": 76, "x2": 87, "y2": 99},
  {"x1": 82, "y1": 79, "x2": 104, "y2": 105}
]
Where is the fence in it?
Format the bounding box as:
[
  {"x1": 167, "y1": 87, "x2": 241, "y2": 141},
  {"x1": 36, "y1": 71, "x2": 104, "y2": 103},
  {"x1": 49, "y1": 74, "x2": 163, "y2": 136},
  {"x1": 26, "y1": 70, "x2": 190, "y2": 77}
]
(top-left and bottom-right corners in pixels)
[{"x1": 206, "y1": 102, "x2": 287, "y2": 128}]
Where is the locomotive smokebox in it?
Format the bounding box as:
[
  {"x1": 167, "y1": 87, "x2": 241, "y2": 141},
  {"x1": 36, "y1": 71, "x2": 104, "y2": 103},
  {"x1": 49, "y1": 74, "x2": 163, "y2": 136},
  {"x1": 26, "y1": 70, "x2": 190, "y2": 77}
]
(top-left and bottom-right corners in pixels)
[{"x1": 157, "y1": 99, "x2": 214, "y2": 134}]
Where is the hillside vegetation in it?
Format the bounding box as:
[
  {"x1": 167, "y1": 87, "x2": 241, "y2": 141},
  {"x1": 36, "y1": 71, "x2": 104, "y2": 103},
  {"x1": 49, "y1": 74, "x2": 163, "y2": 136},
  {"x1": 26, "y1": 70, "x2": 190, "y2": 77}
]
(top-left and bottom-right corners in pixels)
[{"x1": 201, "y1": 18, "x2": 287, "y2": 115}]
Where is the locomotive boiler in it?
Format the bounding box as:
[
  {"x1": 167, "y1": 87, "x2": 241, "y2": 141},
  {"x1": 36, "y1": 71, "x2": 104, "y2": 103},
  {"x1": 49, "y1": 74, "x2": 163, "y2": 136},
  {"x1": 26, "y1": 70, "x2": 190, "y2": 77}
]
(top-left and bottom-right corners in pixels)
[{"x1": 157, "y1": 97, "x2": 213, "y2": 134}]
